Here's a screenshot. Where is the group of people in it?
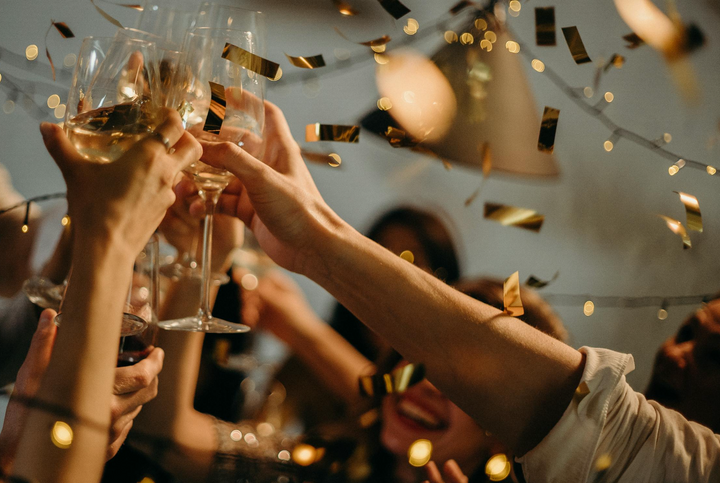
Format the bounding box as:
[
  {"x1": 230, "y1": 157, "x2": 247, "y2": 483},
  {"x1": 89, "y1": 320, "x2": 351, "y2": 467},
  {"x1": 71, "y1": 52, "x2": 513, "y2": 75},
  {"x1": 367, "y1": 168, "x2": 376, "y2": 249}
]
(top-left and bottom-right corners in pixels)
[{"x1": 0, "y1": 102, "x2": 719, "y2": 483}]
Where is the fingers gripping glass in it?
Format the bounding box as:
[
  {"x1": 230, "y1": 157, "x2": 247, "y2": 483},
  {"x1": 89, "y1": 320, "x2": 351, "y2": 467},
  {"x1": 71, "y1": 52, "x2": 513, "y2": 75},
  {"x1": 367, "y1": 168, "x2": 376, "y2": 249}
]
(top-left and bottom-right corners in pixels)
[{"x1": 159, "y1": 18, "x2": 266, "y2": 333}]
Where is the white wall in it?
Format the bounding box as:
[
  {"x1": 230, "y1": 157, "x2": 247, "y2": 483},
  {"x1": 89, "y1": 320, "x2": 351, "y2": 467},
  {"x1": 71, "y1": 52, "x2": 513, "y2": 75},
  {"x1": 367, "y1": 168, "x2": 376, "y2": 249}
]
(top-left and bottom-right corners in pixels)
[{"x1": 1, "y1": 0, "x2": 719, "y2": 391}]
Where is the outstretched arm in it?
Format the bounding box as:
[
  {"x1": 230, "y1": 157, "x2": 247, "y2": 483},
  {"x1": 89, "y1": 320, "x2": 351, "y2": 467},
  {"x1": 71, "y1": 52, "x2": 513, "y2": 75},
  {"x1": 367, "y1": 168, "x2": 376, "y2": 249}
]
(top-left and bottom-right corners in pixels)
[
  {"x1": 11, "y1": 111, "x2": 199, "y2": 483},
  {"x1": 198, "y1": 101, "x2": 584, "y2": 455},
  {"x1": 240, "y1": 270, "x2": 373, "y2": 405}
]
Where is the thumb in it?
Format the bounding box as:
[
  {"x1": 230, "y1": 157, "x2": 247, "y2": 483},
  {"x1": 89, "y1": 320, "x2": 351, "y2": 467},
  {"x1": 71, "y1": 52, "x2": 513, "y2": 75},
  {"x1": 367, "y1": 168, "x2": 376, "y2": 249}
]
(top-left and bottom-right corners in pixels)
[
  {"x1": 40, "y1": 122, "x2": 82, "y2": 176},
  {"x1": 15, "y1": 309, "x2": 58, "y2": 397},
  {"x1": 200, "y1": 141, "x2": 271, "y2": 193}
]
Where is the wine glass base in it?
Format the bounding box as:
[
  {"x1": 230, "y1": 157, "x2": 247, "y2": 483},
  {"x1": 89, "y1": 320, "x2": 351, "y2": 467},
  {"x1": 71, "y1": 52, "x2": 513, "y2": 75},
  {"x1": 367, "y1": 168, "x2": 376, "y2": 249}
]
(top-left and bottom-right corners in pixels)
[{"x1": 158, "y1": 316, "x2": 250, "y2": 333}]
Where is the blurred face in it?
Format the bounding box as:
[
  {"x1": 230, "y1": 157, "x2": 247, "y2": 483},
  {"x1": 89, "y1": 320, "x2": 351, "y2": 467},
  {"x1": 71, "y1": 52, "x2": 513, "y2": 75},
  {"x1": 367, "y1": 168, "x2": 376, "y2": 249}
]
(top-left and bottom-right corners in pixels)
[
  {"x1": 380, "y1": 364, "x2": 492, "y2": 472},
  {"x1": 646, "y1": 299, "x2": 720, "y2": 432},
  {"x1": 374, "y1": 225, "x2": 432, "y2": 272}
]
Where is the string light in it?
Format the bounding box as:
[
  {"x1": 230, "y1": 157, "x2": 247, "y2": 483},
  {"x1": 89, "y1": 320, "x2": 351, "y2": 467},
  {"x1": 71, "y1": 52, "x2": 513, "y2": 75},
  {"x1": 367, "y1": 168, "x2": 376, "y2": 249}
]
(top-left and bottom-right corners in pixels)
[
  {"x1": 583, "y1": 86, "x2": 594, "y2": 98},
  {"x1": 47, "y1": 94, "x2": 60, "y2": 109},
  {"x1": 485, "y1": 453, "x2": 512, "y2": 481},
  {"x1": 444, "y1": 31, "x2": 459, "y2": 43},
  {"x1": 707, "y1": 166, "x2": 717, "y2": 175},
  {"x1": 604, "y1": 91, "x2": 614, "y2": 102},
  {"x1": 399, "y1": 250, "x2": 415, "y2": 263},
  {"x1": 328, "y1": 153, "x2": 342, "y2": 167},
  {"x1": 531, "y1": 59, "x2": 545, "y2": 72},
  {"x1": 50, "y1": 421, "x2": 73, "y2": 449},
  {"x1": 21, "y1": 201, "x2": 30, "y2": 233},
  {"x1": 460, "y1": 32, "x2": 475, "y2": 45},
  {"x1": 583, "y1": 301, "x2": 595, "y2": 316},
  {"x1": 61, "y1": 215, "x2": 70, "y2": 226},
  {"x1": 371, "y1": 44, "x2": 386, "y2": 53},
  {"x1": 25, "y1": 45, "x2": 39, "y2": 61},
  {"x1": 604, "y1": 131, "x2": 620, "y2": 152},
  {"x1": 292, "y1": 444, "x2": 317, "y2": 466},
  {"x1": 408, "y1": 439, "x2": 433, "y2": 467}
]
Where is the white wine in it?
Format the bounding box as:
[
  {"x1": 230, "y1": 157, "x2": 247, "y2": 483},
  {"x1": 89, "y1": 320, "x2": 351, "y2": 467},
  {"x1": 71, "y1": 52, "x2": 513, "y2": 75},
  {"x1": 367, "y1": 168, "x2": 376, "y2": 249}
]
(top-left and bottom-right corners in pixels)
[
  {"x1": 184, "y1": 161, "x2": 234, "y2": 191},
  {"x1": 66, "y1": 99, "x2": 159, "y2": 163}
]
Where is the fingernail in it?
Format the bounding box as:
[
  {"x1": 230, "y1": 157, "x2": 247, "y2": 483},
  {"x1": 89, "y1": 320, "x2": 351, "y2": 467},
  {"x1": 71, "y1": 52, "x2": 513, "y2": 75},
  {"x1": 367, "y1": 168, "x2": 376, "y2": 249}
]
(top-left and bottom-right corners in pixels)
[
  {"x1": 39, "y1": 309, "x2": 55, "y2": 325},
  {"x1": 39, "y1": 122, "x2": 53, "y2": 139}
]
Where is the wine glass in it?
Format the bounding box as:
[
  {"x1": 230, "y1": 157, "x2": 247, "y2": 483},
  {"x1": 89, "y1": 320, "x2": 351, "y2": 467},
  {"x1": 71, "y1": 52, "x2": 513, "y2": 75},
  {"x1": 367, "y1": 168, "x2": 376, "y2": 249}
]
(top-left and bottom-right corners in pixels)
[
  {"x1": 159, "y1": 22, "x2": 266, "y2": 333},
  {"x1": 64, "y1": 36, "x2": 163, "y2": 163},
  {"x1": 195, "y1": 2, "x2": 265, "y2": 31},
  {"x1": 135, "y1": 0, "x2": 197, "y2": 47}
]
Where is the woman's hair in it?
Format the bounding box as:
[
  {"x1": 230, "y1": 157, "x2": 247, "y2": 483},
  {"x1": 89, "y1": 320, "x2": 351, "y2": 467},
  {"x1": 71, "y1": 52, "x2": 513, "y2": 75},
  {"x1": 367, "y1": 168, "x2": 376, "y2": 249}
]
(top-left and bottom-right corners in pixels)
[
  {"x1": 331, "y1": 206, "x2": 461, "y2": 361},
  {"x1": 365, "y1": 207, "x2": 461, "y2": 283},
  {"x1": 454, "y1": 277, "x2": 568, "y2": 343}
]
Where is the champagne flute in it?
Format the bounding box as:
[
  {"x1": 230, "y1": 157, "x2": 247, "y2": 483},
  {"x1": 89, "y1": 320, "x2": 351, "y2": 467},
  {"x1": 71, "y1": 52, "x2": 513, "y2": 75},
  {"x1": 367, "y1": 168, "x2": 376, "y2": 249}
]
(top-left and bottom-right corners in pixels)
[
  {"x1": 159, "y1": 22, "x2": 266, "y2": 333},
  {"x1": 135, "y1": 0, "x2": 197, "y2": 47}
]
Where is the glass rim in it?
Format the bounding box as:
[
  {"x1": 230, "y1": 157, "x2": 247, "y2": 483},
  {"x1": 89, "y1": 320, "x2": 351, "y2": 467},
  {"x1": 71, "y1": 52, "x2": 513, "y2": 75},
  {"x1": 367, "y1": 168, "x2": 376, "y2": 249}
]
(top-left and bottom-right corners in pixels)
[
  {"x1": 78, "y1": 34, "x2": 158, "y2": 48},
  {"x1": 197, "y1": 3, "x2": 265, "y2": 17}
]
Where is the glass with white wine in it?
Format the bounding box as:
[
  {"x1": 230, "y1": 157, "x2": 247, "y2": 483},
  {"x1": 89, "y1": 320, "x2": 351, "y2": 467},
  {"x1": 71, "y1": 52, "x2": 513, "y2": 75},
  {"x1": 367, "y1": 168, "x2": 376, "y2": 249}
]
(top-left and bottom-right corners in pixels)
[
  {"x1": 159, "y1": 20, "x2": 266, "y2": 333},
  {"x1": 62, "y1": 35, "x2": 164, "y2": 356},
  {"x1": 64, "y1": 36, "x2": 163, "y2": 163}
]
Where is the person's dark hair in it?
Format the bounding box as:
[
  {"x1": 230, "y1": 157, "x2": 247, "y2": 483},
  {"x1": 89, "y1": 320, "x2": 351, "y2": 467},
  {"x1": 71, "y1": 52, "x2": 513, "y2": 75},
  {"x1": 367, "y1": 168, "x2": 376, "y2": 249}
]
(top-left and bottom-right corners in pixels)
[
  {"x1": 331, "y1": 207, "x2": 461, "y2": 361},
  {"x1": 453, "y1": 277, "x2": 568, "y2": 343}
]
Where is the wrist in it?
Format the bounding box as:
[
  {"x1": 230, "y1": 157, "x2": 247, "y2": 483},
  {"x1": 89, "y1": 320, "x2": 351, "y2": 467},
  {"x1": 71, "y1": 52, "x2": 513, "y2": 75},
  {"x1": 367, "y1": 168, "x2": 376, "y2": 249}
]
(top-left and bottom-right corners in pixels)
[{"x1": 298, "y1": 206, "x2": 357, "y2": 284}]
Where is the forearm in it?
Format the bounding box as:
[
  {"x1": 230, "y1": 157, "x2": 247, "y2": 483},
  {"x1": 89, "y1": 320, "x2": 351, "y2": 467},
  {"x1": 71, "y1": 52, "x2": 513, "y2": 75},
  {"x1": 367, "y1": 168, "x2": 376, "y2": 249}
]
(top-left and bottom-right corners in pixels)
[
  {"x1": 307, "y1": 223, "x2": 584, "y2": 454},
  {"x1": 281, "y1": 313, "x2": 373, "y2": 406},
  {"x1": 13, "y1": 233, "x2": 134, "y2": 482}
]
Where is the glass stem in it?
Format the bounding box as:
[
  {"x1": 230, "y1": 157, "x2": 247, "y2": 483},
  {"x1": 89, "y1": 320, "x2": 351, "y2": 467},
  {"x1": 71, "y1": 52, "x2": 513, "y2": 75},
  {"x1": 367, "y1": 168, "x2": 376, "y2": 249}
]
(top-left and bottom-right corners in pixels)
[{"x1": 198, "y1": 188, "x2": 221, "y2": 323}]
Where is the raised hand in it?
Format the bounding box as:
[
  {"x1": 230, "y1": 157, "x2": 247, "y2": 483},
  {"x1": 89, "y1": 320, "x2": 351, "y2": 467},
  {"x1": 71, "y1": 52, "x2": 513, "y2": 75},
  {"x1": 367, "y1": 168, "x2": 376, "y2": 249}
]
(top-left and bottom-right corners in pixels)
[
  {"x1": 41, "y1": 108, "x2": 202, "y2": 258},
  {"x1": 191, "y1": 101, "x2": 345, "y2": 275}
]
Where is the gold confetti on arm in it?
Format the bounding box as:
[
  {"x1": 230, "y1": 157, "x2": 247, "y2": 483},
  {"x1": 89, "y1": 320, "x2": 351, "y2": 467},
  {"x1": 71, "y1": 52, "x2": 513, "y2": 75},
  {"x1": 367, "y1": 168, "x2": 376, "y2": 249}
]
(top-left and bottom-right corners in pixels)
[
  {"x1": 525, "y1": 271, "x2": 559, "y2": 289},
  {"x1": 334, "y1": 27, "x2": 391, "y2": 47},
  {"x1": 537, "y1": 106, "x2": 560, "y2": 153},
  {"x1": 659, "y1": 215, "x2": 691, "y2": 249},
  {"x1": 535, "y1": 7, "x2": 556, "y2": 46},
  {"x1": 305, "y1": 123, "x2": 360, "y2": 143},
  {"x1": 674, "y1": 191, "x2": 702, "y2": 232},
  {"x1": 203, "y1": 81, "x2": 226, "y2": 134},
  {"x1": 484, "y1": 203, "x2": 544, "y2": 232},
  {"x1": 90, "y1": 0, "x2": 124, "y2": 28},
  {"x1": 561, "y1": 26, "x2": 592, "y2": 64},
  {"x1": 221, "y1": 43, "x2": 281, "y2": 80},
  {"x1": 285, "y1": 53, "x2": 326, "y2": 69},
  {"x1": 358, "y1": 363, "x2": 425, "y2": 397},
  {"x1": 464, "y1": 143, "x2": 492, "y2": 207},
  {"x1": 378, "y1": 0, "x2": 410, "y2": 20},
  {"x1": 503, "y1": 271, "x2": 524, "y2": 317}
]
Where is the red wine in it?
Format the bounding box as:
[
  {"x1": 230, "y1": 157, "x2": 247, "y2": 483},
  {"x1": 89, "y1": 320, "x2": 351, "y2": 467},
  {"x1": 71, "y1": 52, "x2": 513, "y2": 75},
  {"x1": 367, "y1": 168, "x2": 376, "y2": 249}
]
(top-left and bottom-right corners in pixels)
[{"x1": 117, "y1": 334, "x2": 152, "y2": 367}]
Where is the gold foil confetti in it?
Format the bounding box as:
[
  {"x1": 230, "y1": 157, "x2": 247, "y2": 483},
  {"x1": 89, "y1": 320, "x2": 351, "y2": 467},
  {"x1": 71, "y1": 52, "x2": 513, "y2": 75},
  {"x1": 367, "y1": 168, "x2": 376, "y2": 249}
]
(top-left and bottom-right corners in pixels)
[
  {"x1": 203, "y1": 81, "x2": 226, "y2": 134},
  {"x1": 305, "y1": 123, "x2": 360, "y2": 143},
  {"x1": 292, "y1": 444, "x2": 317, "y2": 466},
  {"x1": 333, "y1": 0, "x2": 359, "y2": 16},
  {"x1": 334, "y1": 27, "x2": 391, "y2": 47},
  {"x1": 623, "y1": 32, "x2": 645, "y2": 49},
  {"x1": 408, "y1": 439, "x2": 433, "y2": 467},
  {"x1": 503, "y1": 271, "x2": 524, "y2": 317},
  {"x1": 301, "y1": 150, "x2": 342, "y2": 167},
  {"x1": 525, "y1": 271, "x2": 559, "y2": 289},
  {"x1": 659, "y1": 215, "x2": 691, "y2": 249},
  {"x1": 285, "y1": 53, "x2": 326, "y2": 69},
  {"x1": 562, "y1": 26, "x2": 592, "y2": 64},
  {"x1": 484, "y1": 203, "x2": 545, "y2": 232},
  {"x1": 674, "y1": 191, "x2": 702, "y2": 232},
  {"x1": 537, "y1": 106, "x2": 560, "y2": 153},
  {"x1": 384, "y1": 126, "x2": 419, "y2": 147},
  {"x1": 222, "y1": 43, "x2": 280, "y2": 80},
  {"x1": 464, "y1": 143, "x2": 491, "y2": 207},
  {"x1": 359, "y1": 408, "x2": 380, "y2": 428},
  {"x1": 450, "y1": 1, "x2": 475, "y2": 15},
  {"x1": 52, "y1": 22, "x2": 74, "y2": 38},
  {"x1": 535, "y1": 7, "x2": 556, "y2": 46},
  {"x1": 358, "y1": 363, "x2": 425, "y2": 397},
  {"x1": 90, "y1": 0, "x2": 124, "y2": 28},
  {"x1": 45, "y1": 21, "x2": 75, "y2": 81},
  {"x1": 378, "y1": 0, "x2": 410, "y2": 20}
]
